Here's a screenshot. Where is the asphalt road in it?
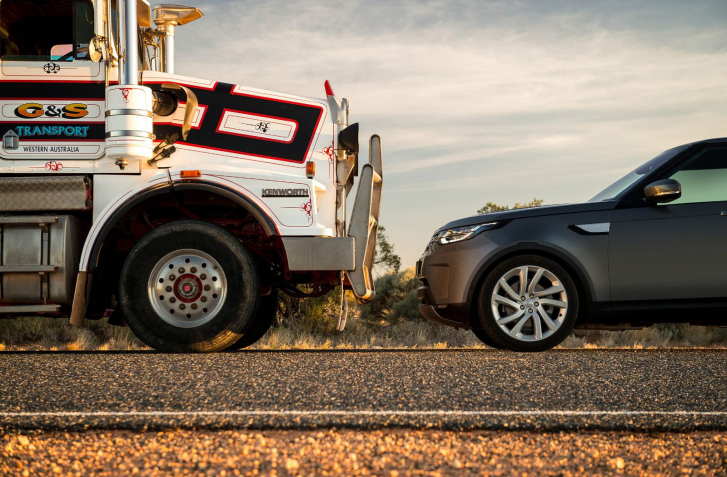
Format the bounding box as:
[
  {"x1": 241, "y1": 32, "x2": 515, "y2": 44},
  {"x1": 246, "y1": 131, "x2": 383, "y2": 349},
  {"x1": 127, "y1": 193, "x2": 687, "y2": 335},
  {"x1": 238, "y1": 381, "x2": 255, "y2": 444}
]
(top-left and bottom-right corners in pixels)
[{"x1": 1, "y1": 350, "x2": 726, "y2": 431}]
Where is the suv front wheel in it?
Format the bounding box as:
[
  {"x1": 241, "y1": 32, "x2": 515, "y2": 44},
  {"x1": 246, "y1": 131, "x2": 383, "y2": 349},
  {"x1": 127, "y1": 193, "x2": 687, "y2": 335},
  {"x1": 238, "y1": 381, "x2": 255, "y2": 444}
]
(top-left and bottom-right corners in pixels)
[{"x1": 476, "y1": 255, "x2": 579, "y2": 352}]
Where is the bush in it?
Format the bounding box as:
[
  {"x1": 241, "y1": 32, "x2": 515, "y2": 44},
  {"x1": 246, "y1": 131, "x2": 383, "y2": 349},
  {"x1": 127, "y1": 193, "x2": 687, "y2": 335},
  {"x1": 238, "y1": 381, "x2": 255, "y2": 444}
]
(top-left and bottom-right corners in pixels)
[{"x1": 359, "y1": 267, "x2": 421, "y2": 325}]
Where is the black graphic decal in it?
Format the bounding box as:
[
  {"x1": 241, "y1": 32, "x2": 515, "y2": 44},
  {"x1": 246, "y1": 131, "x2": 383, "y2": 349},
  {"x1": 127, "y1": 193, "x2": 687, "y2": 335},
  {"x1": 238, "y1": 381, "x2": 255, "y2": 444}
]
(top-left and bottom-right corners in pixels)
[
  {"x1": 43, "y1": 62, "x2": 60, "y2": 74},
  {"x1": 151, "y1": 82, "x2": 324, "y2": 164}
]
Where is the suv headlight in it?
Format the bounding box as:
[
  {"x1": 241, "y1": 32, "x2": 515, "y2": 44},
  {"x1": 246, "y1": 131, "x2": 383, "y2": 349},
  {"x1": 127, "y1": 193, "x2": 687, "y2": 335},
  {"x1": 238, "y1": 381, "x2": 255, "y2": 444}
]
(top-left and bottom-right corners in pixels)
[{"x1": 437, "y1": 222, "x2": 498, "y2": 245}]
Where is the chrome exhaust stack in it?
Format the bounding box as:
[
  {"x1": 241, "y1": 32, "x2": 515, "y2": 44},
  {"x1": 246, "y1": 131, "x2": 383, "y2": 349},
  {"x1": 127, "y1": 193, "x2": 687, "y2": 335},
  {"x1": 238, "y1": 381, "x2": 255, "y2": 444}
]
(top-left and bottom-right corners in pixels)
[
  {"x1": 105, "y1": 0, "x2": 154, "y2": 169},
  {"x1": 121, "y1": 0, "x2": 140, "y2": 85}
]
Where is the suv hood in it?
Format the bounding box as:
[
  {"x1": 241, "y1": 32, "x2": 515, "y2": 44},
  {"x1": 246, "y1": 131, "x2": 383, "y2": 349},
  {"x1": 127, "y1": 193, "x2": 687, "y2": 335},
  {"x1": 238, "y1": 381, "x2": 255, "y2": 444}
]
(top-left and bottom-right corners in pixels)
[{"x1": 437, "y1": 201, "x2": 616, "y2": 232}]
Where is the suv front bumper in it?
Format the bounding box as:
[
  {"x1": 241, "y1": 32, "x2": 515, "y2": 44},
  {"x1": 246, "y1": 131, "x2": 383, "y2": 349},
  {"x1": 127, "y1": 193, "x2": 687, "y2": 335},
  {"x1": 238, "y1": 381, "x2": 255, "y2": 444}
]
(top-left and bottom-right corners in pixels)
[
  {"x1": 416, "y1": 233, "x2": 501, "y2": 329},
  {"x1": 417, "y1": 284, "x2": 470, "y2": 328}
]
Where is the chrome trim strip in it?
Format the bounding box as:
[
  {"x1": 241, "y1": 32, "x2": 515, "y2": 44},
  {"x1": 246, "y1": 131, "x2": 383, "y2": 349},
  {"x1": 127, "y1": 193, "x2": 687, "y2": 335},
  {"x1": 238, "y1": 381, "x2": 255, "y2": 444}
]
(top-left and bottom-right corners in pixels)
[
  {"x1": 574, "y1": 223, "x2": 610, "y2": 234},
  {"x1": 105, "y1": 109, "x2": 154, "y2": 118},
  {"x1": 105, "y1": 130, "x2": 154, "y2": 139}
]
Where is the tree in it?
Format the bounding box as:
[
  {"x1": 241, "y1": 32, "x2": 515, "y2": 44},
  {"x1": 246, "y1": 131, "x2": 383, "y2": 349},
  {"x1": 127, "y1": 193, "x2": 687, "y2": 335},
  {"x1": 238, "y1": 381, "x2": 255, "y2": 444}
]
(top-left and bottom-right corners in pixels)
[
  {"x1": 373, "y1": 226, "x2": 401, "y2": 274},
  {"x1": 477, "y1": 198, "x2": 544, "y2": 214}
]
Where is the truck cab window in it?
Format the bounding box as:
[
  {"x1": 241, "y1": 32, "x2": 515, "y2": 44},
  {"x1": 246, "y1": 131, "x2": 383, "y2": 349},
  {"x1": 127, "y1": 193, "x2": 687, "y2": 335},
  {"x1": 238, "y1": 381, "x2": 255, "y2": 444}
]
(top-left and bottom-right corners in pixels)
[{"x1": 0, "y1": 0, "x2": 94, "y2": 61}]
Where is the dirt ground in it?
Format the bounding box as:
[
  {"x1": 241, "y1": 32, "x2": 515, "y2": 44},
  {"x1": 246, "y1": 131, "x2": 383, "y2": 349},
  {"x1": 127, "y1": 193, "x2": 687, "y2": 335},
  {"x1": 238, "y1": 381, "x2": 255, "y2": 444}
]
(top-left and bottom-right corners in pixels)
[{"x1": 2, "y1": 429, "x2": 726, "y2": 476}]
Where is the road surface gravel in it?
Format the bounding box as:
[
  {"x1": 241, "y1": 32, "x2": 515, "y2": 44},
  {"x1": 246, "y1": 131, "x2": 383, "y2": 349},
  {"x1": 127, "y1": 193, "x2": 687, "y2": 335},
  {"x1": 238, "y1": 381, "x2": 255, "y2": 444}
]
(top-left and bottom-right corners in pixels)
[
  {"x1": 2, "y1": 349, "x2": 727, "y2": 475},
  {"x1": 1, "y1": 349, "x2": 726, "y2": 431}
]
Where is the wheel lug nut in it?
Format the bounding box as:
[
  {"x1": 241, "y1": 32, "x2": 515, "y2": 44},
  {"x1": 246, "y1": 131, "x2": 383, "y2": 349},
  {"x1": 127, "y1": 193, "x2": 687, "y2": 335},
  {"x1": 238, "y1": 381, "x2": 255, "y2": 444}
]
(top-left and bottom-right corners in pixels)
[
  {"x1": 169, "y1": 297, "x2": 176, "y2": 303},
  {"x1": 528, "y1": 309, "x2": 533, "y2": 313},
  {"x1": 191, "y1": 267, "x2": 197, "y2": 273},
  {"x1": 191, "y1": 303, "x2": 198, "y2": 310},
  {"x1": 179, "y1": 304, "x2": 186, "y2": 310},
  {"x1": 169, "y1": 275, "x2": 175, "y2": 281},
  {"x1": 204, "y1": 285, "x2": 211, "y2": 291},
  {"x1": 179, "y1": 267, "x2": 185, "y2": 273},
  {"x1": 535, "y1": 302, "x2": 539, "y2": 307},
  {"x1": 201, "y1": 296, "x2": 207, "y2": 302},
  {"x1": 529, "y1": 295, "x2": 534, "y2": 299},
  {"x1": 200, "y1": 274, "x2": 207, "y2": 280},
  {"x1": 521, "y1": 296, "x2": 526, "y2": 301},
  {"x1": 166, "y1": 286, "x2": 172, "y2": 292},
  {"x1": 520, "y1": 305, "x2": 525, "y2": 310}
]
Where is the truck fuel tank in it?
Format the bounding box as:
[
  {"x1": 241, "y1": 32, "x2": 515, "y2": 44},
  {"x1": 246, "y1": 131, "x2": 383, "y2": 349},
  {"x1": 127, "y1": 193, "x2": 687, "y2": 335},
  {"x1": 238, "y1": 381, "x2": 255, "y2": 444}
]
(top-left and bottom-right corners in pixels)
[{"x1": 0, "y1": 215, "x2": 81, "y2": 307}]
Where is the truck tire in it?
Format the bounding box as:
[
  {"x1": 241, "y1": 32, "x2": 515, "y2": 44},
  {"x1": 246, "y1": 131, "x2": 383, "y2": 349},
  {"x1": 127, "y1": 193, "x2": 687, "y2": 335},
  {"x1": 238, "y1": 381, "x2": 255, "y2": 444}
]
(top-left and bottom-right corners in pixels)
[
  {"x1": 226, "y1": 290, "x2": 279, "y2": 350},
  {"x1": 119, "y1": 220, "x2": 260, "y2": 352}
]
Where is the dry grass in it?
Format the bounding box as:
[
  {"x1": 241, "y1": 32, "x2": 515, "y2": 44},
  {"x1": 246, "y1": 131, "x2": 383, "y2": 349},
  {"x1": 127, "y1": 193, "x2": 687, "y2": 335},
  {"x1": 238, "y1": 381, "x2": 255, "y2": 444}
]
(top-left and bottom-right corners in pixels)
[
  {"x1": 563, "y1": 324, "x2": 727, "y2": 349},
  {"x1": 0, "y1": 317, "x2": 145, "y2": 351},
  {"x1": 1, "y1": 316, "x2": 726, "y2": 351},
  {"x1": 257, "y1": 318, "x2": 484, "y2": 350}
]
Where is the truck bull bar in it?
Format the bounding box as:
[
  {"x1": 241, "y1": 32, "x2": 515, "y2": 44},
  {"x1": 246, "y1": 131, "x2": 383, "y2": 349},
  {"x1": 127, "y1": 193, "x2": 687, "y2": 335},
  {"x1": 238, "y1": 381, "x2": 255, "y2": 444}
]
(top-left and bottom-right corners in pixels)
[
  {"x1": 281, "y1": 135, "x2": 383, "y2": 304},
  {"x1": 346, "y1": 135, "x2": 383, "y2": 303}
]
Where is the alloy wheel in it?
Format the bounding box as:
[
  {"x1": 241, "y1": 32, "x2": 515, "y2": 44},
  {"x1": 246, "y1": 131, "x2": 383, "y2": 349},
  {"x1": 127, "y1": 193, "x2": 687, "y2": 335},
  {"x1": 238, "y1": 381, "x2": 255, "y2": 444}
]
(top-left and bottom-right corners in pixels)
[
  {"x1": 148, "y1": 249, "x2": 228, "y2": 328},
  {"x1": 490, "y1": 265, "x2": 568, "y2": 342}
]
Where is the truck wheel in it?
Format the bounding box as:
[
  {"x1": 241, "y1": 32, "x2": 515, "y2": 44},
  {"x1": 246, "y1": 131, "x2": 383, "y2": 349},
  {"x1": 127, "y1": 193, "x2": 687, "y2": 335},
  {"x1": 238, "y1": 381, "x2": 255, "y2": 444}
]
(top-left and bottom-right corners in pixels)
[
  {"x1": 226, "y1": 290, "x2": 279, "y2": 350},
  {"x1": 476, "y1": 255, "x2": 579, "y2": 352},
  {"x1": 119, "y1": 220, "x2": 260, "y2": 352}
]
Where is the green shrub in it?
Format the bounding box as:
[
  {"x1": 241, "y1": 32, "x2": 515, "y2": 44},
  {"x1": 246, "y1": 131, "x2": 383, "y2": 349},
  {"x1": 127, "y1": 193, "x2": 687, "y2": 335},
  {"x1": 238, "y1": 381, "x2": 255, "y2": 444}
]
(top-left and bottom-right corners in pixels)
[{"x1": 360, "y1": 267, "x2": 421, "y2": 325}]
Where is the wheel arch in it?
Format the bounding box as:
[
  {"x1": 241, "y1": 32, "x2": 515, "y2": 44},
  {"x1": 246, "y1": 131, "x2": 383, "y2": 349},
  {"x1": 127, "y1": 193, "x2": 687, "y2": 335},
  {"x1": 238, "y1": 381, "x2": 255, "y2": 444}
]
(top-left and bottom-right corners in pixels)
[
  {"x1": 83, "y1": 180, "x2": 279, "y2": 273},
  {"x1": 466, "y1": 242, "x2": 597, "y2": 321}
]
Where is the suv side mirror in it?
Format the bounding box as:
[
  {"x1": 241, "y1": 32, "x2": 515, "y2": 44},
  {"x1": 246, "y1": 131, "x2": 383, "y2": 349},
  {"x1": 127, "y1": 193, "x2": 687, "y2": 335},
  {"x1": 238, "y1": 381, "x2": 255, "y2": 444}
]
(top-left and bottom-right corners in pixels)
[{"x1": 644, "y1": 179, "x2": 681, "y2": 204}]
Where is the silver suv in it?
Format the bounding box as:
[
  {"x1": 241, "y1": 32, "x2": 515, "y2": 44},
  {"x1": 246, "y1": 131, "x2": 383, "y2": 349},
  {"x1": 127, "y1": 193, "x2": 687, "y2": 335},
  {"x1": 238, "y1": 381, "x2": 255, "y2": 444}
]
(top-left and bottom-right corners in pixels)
[{"x1": 418, "y1": 138, "x2": 727, "y2": 351}]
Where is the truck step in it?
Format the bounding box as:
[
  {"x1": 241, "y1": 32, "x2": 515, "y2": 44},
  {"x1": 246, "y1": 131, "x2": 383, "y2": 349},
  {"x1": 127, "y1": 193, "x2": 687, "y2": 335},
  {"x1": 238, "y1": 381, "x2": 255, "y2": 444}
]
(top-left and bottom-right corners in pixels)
[
  {"x1": 0, "y1": 176, "x2": 90, "y2": 212},
  {"x1": 0, "y1": 216, "x2": 58, "y2": 225},
  {"x1": 0, "y1": 265, "x2": 58, "y2": 273},
  {"x1": 0, "y1": 304, "x2": 61, "y2": 314}
]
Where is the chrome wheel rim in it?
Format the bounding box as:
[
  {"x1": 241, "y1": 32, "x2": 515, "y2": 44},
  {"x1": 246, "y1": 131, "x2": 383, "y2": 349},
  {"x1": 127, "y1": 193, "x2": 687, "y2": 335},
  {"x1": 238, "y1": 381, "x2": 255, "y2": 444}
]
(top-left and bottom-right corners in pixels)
[
  {"x1": 148, "y1": 249, "x2": 228, "y2": 329},
  {"x1": 491, "y1": 265, "x2": 568, "y2": 342}
]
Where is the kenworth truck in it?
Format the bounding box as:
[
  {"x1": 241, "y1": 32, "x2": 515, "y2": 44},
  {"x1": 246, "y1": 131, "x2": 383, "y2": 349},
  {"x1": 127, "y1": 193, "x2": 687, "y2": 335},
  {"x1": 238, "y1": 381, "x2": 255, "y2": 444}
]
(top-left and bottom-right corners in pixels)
[{"x1": 0, "y1": 0, "x2": 383, "y2": 351}]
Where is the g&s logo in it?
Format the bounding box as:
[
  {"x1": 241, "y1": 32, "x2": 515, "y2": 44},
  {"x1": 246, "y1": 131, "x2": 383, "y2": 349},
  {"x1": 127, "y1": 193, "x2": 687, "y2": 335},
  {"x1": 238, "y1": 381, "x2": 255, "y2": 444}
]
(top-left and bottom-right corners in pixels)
[{"x1": 14, "y1": 103, "x2": 89, "y2": 120}]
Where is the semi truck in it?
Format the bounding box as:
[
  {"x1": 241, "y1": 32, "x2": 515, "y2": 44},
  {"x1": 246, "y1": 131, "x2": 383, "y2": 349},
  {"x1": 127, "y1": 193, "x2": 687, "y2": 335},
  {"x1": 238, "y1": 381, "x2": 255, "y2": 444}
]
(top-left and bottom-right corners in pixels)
[{"x1": 0, "y1": 0, "x2": 383, "y2": 351}]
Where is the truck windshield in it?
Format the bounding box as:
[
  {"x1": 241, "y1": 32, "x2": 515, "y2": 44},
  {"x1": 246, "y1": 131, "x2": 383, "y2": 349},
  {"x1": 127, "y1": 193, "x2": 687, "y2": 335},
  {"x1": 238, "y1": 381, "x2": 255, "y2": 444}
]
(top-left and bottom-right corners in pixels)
[
  {"x1": 0, "y1": 0, "x2": 93, "y2": 61},
  {"x1": 588, "y1": 145, "x2": 688, "y2": 202}
]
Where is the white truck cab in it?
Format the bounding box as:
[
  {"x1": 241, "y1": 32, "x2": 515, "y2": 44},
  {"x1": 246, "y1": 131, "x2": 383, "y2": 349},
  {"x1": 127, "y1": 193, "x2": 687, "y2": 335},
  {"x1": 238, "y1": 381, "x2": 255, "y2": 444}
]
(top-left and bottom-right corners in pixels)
[{"x1": 0, "y1": 0, "x2": 383, "y2": 351}]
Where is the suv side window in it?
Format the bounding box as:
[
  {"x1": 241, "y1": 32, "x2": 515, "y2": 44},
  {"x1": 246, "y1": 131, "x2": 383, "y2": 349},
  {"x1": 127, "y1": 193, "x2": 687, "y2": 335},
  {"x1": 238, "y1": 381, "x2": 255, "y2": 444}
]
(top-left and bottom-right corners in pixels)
[
  {"x1": 0, "y1": 0, "x2": 93, "y2": 61},
  {"x1": 666, "y1": 146, "x2": 727, "y2": 205}
]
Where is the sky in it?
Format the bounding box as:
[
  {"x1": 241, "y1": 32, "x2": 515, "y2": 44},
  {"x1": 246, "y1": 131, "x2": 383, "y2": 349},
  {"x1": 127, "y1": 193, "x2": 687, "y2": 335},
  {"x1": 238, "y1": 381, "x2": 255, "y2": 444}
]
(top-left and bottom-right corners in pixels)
[{"x1": 169, "y1": 0, "x2": 727, "y2": 268}]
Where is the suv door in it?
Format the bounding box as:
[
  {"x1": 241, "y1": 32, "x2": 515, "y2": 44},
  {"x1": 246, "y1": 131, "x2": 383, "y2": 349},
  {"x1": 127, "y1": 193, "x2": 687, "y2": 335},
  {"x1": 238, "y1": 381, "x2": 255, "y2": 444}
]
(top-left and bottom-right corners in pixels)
[{"x1": 609, "y1": 144, "x2": 727, "y2": 302}]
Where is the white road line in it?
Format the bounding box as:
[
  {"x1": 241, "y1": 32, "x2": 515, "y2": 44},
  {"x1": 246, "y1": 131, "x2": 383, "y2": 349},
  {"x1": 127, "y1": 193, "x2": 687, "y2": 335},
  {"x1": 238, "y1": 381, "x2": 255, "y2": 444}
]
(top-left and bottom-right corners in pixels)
[{"x1": 1, "y1": 411, "x2": 726, "y2": 418}]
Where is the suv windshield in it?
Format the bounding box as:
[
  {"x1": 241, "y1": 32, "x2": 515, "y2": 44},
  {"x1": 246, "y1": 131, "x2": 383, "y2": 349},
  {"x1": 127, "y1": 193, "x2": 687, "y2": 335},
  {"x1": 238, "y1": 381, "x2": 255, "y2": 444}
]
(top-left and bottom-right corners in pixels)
[{"x1": 588, "y1": 145, "x2": 688, "y2": 202}]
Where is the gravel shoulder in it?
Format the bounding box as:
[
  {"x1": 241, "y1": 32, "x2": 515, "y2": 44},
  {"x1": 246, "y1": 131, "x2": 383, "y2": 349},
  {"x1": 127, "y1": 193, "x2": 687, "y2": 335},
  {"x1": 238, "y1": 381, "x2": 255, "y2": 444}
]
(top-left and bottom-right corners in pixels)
[{"x1": 2, "y1": 429, "x2": 727, "y2": 476}]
